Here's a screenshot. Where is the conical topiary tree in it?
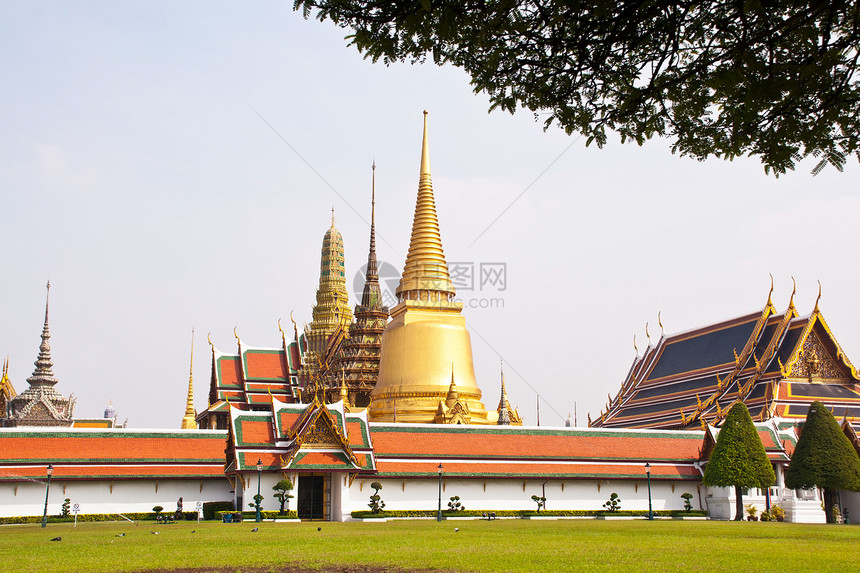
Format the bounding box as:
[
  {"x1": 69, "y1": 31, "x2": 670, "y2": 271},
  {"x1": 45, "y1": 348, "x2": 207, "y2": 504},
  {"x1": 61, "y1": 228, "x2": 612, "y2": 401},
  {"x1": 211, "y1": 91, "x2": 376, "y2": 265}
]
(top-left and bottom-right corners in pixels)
[
  {"x1": 703, "y1": 402, "x2": 775, "y2": 520},
  {"x1": 785, "y1": 401, "x2": 860, "y2": 523}
]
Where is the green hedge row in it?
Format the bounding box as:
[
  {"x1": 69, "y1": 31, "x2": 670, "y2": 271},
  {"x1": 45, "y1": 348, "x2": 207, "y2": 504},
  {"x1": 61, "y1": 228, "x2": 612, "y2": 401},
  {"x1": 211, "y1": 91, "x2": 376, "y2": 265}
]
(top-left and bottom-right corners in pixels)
[
  {"x1": 351, "y1": 509, "x2": 709, "y2": 519},
  {"x1": 216, "y1": 510, "x2": 298, "y2": 520},
  {"x1": 0, "y1": 512, "x2": 160, "y2": 525}
]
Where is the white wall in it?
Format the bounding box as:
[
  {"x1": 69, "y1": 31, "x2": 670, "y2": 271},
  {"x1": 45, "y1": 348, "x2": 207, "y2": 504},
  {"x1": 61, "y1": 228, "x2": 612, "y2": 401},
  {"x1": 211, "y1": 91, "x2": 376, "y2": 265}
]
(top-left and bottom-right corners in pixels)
[
  {"x1": 0, "y1": 478, "x2": 233, "y2": 518},
  {"x1": 336, "y1": 477, "x2": 703, "y2": 520}
]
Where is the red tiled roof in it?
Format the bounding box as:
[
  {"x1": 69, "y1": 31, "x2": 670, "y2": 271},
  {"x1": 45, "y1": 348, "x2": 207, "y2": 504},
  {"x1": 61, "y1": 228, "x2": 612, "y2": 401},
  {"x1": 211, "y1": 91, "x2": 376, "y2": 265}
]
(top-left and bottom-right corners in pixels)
[
  {"x1": 218, "y1": 357, "x2": 243, "y2": 387},
  {"x1": 239, "y1": 420, "x2": 274, "y2": 445},
  {"x1": 369, "y1": 426, "x2": 702, "y2": 462},
  {"x1": 245, "y1": 351, "x2": 288, "y2": 379},
  {"x1": 0, "y1": 432, "x2": 226, "y2": 463}
]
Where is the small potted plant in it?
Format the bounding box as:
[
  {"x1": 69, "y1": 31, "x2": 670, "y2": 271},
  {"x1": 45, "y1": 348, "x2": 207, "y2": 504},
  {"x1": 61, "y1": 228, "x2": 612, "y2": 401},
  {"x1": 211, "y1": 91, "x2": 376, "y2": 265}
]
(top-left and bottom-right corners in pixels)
[
  {"x1": 745, "y1": 504, "x2": 758, "y2": 521},
  {"x1": 770, "y1": 504, "x2": 785, "y2": 522}
]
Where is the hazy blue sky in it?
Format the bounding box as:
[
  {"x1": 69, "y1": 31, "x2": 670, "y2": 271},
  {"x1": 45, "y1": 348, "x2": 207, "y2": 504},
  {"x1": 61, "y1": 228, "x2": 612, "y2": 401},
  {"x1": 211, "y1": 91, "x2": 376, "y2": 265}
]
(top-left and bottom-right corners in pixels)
[{"x1": 2, "y1": 1, "x2": 858, "y2": 428}]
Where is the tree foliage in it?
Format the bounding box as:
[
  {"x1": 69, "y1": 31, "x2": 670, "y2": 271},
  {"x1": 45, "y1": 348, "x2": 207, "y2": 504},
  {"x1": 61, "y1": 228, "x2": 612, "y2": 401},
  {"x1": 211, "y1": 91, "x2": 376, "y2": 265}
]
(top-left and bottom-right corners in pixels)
[
  {"x1": 703, "y1": 402, "x2": 774, "y2": 520},
  {"x1": 785, "y1": 401, "x2": 860, "y2": 522},
  {"x1": 295, "y1": 0, "x2": 860, "y2": 175},
  {"x1": 272, "y1": 478, "x2": 295, "y2": 514}
]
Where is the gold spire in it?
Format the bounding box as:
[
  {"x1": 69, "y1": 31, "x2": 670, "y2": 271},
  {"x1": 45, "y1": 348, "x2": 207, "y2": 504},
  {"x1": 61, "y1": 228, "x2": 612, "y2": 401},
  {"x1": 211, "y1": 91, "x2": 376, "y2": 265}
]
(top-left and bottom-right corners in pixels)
[
  {"x1": 370, "y1": 112, "x2": 490, "y2": 424},
  {"x1": 181, "y1": 329, "x2": 197, "y2": 429},
  {"x1": 395, "y1": 111, "x2": 457, "y2": 303}
]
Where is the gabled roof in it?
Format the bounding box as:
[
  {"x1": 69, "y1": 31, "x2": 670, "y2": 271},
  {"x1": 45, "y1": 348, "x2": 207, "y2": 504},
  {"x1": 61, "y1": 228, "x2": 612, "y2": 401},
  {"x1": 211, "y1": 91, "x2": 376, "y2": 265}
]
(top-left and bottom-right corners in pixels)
[
  {"x1": 228, "y1": 398, "x2": 375, "y2": 474},
  {"x1": 595, "y1": 288, "x2": 860, "y2": 431},
  {"x1": 208, "y1": 334, "x2": 302, "y2": 407}
]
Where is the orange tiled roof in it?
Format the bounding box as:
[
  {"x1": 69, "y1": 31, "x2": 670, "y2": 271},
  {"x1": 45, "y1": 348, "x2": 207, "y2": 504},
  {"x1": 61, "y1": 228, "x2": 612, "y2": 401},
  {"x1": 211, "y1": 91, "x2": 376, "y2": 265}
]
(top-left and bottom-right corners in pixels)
[{"x1": 369, "y1": 425, "x2": 703, "y2": 462}]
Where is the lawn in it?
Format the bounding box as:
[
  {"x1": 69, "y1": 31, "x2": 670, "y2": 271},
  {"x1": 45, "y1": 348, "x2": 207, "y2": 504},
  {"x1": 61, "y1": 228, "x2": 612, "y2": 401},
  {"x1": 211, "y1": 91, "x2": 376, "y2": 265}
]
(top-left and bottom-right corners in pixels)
[{"x1": 0, "y1": 519, "x2": 857, "y2": 573}]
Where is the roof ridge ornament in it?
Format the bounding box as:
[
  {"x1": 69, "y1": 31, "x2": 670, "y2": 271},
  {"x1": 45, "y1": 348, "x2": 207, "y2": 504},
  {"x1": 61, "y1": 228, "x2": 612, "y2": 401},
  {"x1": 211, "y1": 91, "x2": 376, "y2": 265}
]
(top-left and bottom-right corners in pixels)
[
  {"x1": 658, "y1": 311, "x2": 664, "y2": 337},
  {"x1": 813, "y1": 280, "x2": 822, "y2": 313},
  {"x1": 767, "y1": 273, "x2": 774, "y2": 308}
]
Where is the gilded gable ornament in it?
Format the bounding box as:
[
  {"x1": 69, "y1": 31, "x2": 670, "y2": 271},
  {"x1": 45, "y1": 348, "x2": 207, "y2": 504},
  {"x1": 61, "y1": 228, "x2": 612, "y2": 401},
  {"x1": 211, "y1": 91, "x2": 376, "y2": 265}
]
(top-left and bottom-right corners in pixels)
[{"x1": 790, "y1": 331, "x2": 845, "y2": 381}]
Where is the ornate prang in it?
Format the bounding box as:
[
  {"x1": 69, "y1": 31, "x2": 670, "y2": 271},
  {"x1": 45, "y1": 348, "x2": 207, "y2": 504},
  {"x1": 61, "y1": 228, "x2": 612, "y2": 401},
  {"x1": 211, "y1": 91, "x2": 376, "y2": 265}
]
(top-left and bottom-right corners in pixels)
[
  {"x1": 7, "y1": 282, "x2": 75, "y2": 426},
  {"x1": 325, "y1": 162, "x2": 390, "y2": 408}
]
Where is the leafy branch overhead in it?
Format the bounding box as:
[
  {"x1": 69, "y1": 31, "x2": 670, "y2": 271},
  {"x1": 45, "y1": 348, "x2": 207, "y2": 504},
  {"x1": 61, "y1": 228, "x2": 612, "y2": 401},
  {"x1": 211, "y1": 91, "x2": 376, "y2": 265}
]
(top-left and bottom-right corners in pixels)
[{"x1": 295, "y1": 1, "x2": 860, "y2": 175}]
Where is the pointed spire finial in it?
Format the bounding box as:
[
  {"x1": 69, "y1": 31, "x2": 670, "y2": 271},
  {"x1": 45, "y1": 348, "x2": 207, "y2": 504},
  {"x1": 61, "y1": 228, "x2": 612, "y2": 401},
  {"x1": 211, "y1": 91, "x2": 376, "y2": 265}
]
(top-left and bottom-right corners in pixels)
[
  {"x1": 331, "y1": 206, "x2": 335, "y2": 227},
  {"x1": 395, "y1": 111, "x2": 456, "y2": 303},
  {"x1": 420, "y1": 110, "x2": 431, "y2": 176},
  {"x1": 181, "y1": 328, "x2": 197, "y2": 429},
  {"x1": 767, "y1": 273, "x2": 774, "y2": 307},
  {"x1": 814, "y1": 280, "x2": 822, "y2": 313},
  {"x1": 26, "y1": 280, "x2": 58, "y2": 388},
  {"x1": 789, "y1": 276, "x2": 796, "y2": 309}
]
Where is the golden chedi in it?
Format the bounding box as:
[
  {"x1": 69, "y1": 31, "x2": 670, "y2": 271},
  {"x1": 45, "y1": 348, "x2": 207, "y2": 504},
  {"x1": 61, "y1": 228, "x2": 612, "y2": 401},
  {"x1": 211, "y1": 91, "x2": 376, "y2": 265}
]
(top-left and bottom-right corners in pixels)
[{"x1": 369, "y1": 112, "x2": 490, "y2": 424}]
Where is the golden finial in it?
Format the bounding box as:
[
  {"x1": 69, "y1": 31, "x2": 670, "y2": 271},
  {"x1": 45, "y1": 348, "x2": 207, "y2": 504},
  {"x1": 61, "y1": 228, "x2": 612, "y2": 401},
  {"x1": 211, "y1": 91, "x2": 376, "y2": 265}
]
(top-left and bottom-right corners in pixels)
[
  {"x1": 767, "y1": 273, "x2": 774, "y2": 307},
  {"x1": 658, "y1": 311, "x2": 664, "y2": 337},
  {"x1": 278, "y1": 318, "x2": 285, "y2": 337},
  {"x1": 633, "y1": 334, "x2": 639, "y2": 356},
  {"x1": 813, "y1": 280, "x2": 822, "y2": 313},
  {"x1": 331, "y1": 206, "x2": 335, "y2": 227},
  {"x1": 789, "y1": 276, "x2": 796, "y2": 309},
  {"x1": 645, "y1": 322, "x2": 651, "y2": 345},
  {"x1": 233, "y1": 326, "x2": 241, "y2": 347},
  {"x1": 207, "y1": 332, "x2": 214, "y2": 351},
  {"x1": 421, "y1": 111, "x2": 430, "y2": 176},
  {"x1": 395, "y1": 109, "x2": 456, "y2": 301},
  {"x1": 181, "y1": 328, "x2": 197, "y2": 429}
]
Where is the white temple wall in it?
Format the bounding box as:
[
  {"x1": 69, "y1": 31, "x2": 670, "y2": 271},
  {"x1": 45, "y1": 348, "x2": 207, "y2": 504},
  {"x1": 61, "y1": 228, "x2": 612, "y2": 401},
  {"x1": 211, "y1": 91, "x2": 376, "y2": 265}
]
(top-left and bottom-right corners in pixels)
[
  {"x1": 703, "y1": 485, "x2": 826, "y2": 523},
  {"x1": 337, "y1": 477, "x2": 704, "y2": 520},
  {"x1": 0, "y1": 478, "x2": 233, "y2": 518}
]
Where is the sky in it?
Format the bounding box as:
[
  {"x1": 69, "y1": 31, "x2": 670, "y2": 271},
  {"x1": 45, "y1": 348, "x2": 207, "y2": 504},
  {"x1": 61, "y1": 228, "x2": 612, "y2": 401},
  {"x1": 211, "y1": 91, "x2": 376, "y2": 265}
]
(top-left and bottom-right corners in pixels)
[{"x1": 2, "y1": 2, "x2": 859, "y2": 429}]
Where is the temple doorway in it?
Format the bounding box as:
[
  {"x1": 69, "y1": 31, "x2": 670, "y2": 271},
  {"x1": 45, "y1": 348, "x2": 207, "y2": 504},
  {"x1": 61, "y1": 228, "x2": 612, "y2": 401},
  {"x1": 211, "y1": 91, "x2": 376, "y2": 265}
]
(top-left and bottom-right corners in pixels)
[{"x1": 297, "y1": 473, "x2": 329, "y2": 520}]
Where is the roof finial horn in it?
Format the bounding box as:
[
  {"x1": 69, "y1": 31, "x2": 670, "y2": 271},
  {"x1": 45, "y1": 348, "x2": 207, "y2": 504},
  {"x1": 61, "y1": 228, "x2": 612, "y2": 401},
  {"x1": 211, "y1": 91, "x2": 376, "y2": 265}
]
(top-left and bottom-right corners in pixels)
[{"x1": 814, "y1": 280, "x2": 822, "y2": 313}]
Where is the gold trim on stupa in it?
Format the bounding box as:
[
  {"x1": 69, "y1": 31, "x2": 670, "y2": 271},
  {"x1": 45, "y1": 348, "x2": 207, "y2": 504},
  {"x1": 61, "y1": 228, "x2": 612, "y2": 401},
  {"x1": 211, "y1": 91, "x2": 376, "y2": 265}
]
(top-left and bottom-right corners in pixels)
[{"x1": 369, "y1": 112, "x2": 490, "y2": 424}]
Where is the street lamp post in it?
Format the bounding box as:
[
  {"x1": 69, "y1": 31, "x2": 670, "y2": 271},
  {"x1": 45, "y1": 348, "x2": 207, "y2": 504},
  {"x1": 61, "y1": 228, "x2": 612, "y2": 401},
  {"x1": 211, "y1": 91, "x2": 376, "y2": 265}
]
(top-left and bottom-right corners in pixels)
[
  {"x1": 255, "y1": 458, "x2": 263, "y2": 523},
  {"x1": 645, "y1": 462, "x2": 653, "y2": 521},
  {"x1": 437, "y1": 463, "x2": 443, "y2": 522},
  {"x1": 41, "y1": 464, "x2": 53, "y2": 528}
]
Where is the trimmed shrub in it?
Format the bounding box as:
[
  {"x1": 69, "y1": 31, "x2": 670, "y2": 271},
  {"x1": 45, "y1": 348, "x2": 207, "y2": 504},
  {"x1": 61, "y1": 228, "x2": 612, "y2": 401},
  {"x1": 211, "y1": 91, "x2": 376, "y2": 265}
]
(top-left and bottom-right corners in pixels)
[
  {"x1": 785, "y1": 401, "x2": 860, "y2": 523},
  {"x1": 703, "y1": 402, "x2": 775, "y2": 520},
  {"x1": 203, "y1": 501, "x2": 234, "y2": 521}
]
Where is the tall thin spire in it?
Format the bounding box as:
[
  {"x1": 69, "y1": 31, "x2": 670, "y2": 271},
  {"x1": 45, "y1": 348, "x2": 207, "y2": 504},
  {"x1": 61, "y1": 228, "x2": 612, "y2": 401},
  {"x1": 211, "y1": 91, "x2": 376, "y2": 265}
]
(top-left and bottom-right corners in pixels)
[
  {"x1": 395, "y1": 111, "x2": 456, "y2": 301},
  {"x1": 27, "y1": 281, "x2": 58, "y2": 388},
  {"x1": 181, "y1": 328, "x2": 197, "y2": 429},
  {"x1": 360, "y1": 161, "x2": 384, "y2": 309},
  {"x1": 497, "y1": 361, "x2": 511, "y2": 425}
]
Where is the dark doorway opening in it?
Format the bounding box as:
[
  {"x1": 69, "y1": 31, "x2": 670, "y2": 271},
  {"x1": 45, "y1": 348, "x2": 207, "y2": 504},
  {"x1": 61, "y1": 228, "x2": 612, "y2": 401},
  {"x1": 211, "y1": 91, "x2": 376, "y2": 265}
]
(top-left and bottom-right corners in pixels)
[{"x1": 297, "y1": 474, "x2": 327, "y2": 520}]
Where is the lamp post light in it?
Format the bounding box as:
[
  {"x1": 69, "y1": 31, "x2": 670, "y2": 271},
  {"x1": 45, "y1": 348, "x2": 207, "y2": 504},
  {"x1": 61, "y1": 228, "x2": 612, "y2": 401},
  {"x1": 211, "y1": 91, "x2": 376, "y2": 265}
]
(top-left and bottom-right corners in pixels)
[
  {"x1": 255, "y1": 458, "x2": 263, "y2": 523},
  {"x1": 645, "y1": 462, "x2": 653, "y2": 521},
  {"x1": 437, "y1": 463, "x2": 443, "y2": 522},
  {"x1": 41, "y1": 464, "x2": 53, "y2": 528}
]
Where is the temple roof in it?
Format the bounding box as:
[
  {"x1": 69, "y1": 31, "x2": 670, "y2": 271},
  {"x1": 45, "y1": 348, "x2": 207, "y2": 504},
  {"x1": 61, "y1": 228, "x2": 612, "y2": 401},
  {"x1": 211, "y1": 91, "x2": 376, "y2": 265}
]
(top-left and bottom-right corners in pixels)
[
  {"x1": 368, "y1": 423, "x2": 704, "y2": 479},
  {"x1": 594, "y1": 288, "x2": 860, "y2": 431},
  {"x1": 0, "y1": 428, "x2": 228, "y2": 481},
  {"x1": 227, "y1": 397, "x2": 375, "y2": 474}
]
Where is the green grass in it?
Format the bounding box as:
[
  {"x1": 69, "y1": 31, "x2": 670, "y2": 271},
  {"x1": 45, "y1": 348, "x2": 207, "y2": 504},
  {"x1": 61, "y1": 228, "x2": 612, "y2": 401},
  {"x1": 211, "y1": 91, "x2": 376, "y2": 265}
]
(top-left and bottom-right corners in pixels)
[{"x1": 0, "y1": 519, "x2": 857, "y2": 572}]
